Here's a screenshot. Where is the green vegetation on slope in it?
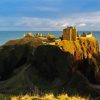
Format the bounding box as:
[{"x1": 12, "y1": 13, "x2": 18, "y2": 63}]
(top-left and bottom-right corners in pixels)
[{"x1": 0, "y1": 35, "x2": 99, "y2": 99}]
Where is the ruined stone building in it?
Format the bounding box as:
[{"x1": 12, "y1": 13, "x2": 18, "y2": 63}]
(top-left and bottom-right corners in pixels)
[
  {"x1": 24, "y1": 32, "x2": 33, "y2": 37},
  {"x1": 81, "y1": 32, "x2": 93, "y2": 38},
  {"x1": 63, "y1": 26, "x2": 77, "y2": 41}
]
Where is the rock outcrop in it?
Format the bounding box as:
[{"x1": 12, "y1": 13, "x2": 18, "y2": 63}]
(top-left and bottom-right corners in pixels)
[{"x1": 59, "y1": 37, "x2": 100, "y2": 83}]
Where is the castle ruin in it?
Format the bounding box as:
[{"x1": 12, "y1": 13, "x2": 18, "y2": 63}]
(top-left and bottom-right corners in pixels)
[
  {"x1": 81, "y1": 32, "x2": 93, "y2": 38},
  {"x1": 62, "y1": 26, "x2": 93, "y2": 41},
  {"x1": 63, "y1": 26, "x2": 77, "y2": 41}
]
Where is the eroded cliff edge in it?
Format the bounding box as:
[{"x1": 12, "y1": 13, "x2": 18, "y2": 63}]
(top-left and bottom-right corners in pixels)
[{"x1": 59, "y1": 37, "x2": 100, "y2": 83}]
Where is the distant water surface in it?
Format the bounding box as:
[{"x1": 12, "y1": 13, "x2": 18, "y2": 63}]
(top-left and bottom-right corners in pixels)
[{"x1": 0, "y1": 31, "x2": 100, "y2": 45}]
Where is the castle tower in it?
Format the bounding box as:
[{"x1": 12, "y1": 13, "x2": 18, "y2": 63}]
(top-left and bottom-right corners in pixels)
[
  {"x1": 63, "y1": 26, "x2": 77, "y2": 41},
  {"x1": 72, "y1": 26, "x2": 77, "y2": 40}
]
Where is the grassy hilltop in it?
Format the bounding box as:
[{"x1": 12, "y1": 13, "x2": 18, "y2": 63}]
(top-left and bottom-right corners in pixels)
[{"x1": 0, "y1": 33, "x2": 100, "y2": 100}]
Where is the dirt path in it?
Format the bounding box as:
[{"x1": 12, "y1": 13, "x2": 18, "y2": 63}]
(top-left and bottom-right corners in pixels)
[{"x1": 90, "y1": 84, "x2": 100, "y2": 91}]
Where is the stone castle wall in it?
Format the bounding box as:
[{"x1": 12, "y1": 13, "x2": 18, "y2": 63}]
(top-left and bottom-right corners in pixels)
[{"x1": 63, "y1": 26, "x2": 77, "y2": 41}]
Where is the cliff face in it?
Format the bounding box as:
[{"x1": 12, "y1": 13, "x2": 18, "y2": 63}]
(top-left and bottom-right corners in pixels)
[
  {"x1": 59, "y1": 37, "x2": 100, "y2": 83},
  {"x1": 59, "y1": 37, "x2": 99, "y2": 59},
  {"x1": 0, "y1": 36, "x2": 100, "y2": 97}
]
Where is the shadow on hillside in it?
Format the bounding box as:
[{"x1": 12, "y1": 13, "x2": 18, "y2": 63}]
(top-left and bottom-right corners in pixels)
[
  {"x1": 0, "y1": 44, "x2": 100, "y2": 98},
  {"x1": 30, "y1": 45, "x2": 100, "y2": 97}
]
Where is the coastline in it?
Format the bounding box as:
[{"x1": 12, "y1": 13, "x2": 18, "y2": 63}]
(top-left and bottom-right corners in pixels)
[{"x1": 0, "y1": 31, "x2": 100, "y2": 46}]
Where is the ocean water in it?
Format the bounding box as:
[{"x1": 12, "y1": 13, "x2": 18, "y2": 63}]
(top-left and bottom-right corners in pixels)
[{"x1": 0, "y1": 31, "x2": 100, "y2": 45}]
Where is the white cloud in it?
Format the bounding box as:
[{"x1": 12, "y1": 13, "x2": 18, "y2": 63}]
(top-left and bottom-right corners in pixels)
[
  {"x1": 1, "y1": 11, "x2": 100, "y2": 31},
  {"x1": 61, "y1": 24, "x2": 69, "y2": 27},
  {"x1": 78, "y1": 23, "x2": 87, "y2": 27}
]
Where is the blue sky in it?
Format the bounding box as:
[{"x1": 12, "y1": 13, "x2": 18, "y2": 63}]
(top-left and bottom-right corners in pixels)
[{"x1": 0, "y1": 0, "x2": 100, "y2": 31}]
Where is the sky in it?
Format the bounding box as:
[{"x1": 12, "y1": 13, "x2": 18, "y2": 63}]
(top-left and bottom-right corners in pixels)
[{"x1": 0, "y1": 0, "x2": 100, "y2": 31}]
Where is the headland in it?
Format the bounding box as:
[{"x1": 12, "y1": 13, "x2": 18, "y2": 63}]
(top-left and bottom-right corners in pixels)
[{"x1": 0, "y1": 26, "x2": 100, "y2": 99}]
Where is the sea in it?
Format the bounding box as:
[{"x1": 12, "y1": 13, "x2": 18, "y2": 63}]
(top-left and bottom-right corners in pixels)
[{"x1": 0, "y1": 31, "x2": 100, "y2": 46}]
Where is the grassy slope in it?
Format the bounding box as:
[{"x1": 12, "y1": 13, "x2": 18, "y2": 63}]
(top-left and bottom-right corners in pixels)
[
  {"x1": 11, "y1": 94, "x2": 90, "y2": 100},
  {"x1": 0, "y1": 93, "x2": 91, "y2": 100},
  {"x1": 0, "y1": 64, "x2": 31, "y2": 94},
  {"x1": 0, "y1": 36, "x2": 99, "y2": 99}
]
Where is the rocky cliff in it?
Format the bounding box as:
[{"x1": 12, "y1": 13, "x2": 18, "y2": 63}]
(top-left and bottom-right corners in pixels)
[
  {"x1": 59, "y1": 37, "x2": 100, "y2": 83},
  {"x1": 59, "y1": 37, "x2": 99, "y2": 59},
  {"x1": 0, "y1": 36, "x2": 100, "y2": 98}
]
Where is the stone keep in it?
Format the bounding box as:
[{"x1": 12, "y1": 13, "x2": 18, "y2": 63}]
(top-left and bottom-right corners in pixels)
[{"x1": 63, "y1": 26, "x2": 77, "y2": 41}]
